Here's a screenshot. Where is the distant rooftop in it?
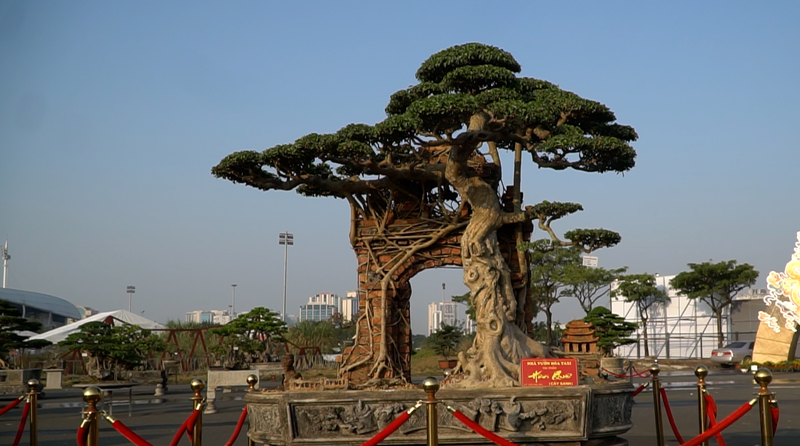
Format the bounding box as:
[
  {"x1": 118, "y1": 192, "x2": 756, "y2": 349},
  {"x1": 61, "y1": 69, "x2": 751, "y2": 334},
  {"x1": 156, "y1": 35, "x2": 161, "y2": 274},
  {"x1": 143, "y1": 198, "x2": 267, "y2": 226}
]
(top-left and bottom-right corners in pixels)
[{"x1": 0, "y1": 288, "x2": 81, "y2": 319}]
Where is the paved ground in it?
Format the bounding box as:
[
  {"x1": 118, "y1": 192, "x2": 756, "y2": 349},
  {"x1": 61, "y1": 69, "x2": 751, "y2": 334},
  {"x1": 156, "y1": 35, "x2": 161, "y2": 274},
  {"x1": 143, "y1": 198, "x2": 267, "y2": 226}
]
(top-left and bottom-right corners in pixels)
[{"x1": 1, "y1": 369, "x2": 798, "y2": 445}]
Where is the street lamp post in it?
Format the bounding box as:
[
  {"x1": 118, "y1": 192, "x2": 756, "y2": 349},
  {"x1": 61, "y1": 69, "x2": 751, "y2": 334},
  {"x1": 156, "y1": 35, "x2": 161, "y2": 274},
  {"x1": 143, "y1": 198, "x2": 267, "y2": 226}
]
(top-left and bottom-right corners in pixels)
[
  {"x1": 278, "y1": 232, "x2": 294, "y2": 322},
  {"x1": 126, "y1": 286, "x2": 135, "y2": 312},
  {"x1": 231, "y1": 284, "x2": 237, "y2": 318}
]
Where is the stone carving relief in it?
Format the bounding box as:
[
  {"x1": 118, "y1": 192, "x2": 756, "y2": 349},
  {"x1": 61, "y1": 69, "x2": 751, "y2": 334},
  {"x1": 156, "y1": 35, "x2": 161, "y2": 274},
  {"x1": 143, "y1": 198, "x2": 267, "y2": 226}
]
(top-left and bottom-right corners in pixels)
[
  {"x1": 591, "y1": 393, "x2": 633, "y2": 430},
  {"x1": 247, "y1": 404, "x2": 283, "y2": 438},
  {"x1": 450, "y1": 397, "x2": 581, "y2": 434},
  {"x1": 293, "y1": 400, "x2": 406, "y2": 438}
]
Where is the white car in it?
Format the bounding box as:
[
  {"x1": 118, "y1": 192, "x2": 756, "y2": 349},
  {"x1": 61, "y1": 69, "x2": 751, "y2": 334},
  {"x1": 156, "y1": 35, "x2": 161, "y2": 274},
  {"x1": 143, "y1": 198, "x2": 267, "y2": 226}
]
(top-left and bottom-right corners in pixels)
[{"x1": 710, "y1": 341, "x2": 754, "y2": 367}]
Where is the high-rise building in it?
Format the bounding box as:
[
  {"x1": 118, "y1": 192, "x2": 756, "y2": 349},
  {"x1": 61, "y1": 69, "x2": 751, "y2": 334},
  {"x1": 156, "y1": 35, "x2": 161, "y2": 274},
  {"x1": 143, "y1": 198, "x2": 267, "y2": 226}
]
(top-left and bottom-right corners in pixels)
[
  {"x1": 427, "y1": 302, "x2": 442, "y2": 336},
  {"x1": 299, "y1": 292, "x2": 344, "y2": 322},
  {"x1": 441, "y1": 302, "x2": 458, "y2": 326},
  {"x1": 185, "y1": 309, "x2": 232, "y2": 325},
  {"x1": 427, "y1": 301, "x2": 474, "y2": 335}
]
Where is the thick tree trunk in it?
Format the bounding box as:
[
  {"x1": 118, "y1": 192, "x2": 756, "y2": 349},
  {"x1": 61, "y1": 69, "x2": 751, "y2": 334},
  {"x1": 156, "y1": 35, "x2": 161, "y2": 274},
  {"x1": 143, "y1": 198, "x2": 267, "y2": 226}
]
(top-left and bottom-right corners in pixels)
[
  {"x1": 446, "y1": 134, "x2": 550, "y2": 388},
  {"x1": 545, "y1": 309, "x2": 554, "y2": 346},
  {"x1": 641, "y1": 317, "x2": 650, "y2": 357},
  {"x1": 715, "y1": 308, "x2": 724, "y2": 348}
]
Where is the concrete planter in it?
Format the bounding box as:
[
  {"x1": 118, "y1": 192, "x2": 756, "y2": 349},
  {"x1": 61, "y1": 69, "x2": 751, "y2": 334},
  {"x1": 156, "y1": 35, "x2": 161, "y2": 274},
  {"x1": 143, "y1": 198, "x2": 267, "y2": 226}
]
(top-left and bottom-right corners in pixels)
[{"x1": 245, "y1": 382, "x2": 633, "y2": 446}]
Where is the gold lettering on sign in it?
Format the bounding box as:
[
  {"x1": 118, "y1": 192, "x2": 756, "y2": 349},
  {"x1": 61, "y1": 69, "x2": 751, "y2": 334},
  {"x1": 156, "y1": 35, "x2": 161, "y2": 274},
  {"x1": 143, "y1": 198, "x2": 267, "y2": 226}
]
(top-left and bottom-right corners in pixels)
[{"x1": 527, "y1": 370, "x2": 550, "y2": 383}]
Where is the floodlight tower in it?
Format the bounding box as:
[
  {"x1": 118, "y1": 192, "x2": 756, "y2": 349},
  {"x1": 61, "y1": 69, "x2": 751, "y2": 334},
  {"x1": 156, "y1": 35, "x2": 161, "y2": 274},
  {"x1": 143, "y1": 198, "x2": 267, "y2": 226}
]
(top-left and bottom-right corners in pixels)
[
  {"x1": 278, "y1": 232, "x2": 294, "y2": 322},
  {"x1": 126, "y1": 286, "x2": 135, "y2": 312},
  {"x1": 1, "y1": 241, "x2": 9, "y2": 289},
  {"x1": 231, "y1": 284, "x2": 237, "y2": 318}
]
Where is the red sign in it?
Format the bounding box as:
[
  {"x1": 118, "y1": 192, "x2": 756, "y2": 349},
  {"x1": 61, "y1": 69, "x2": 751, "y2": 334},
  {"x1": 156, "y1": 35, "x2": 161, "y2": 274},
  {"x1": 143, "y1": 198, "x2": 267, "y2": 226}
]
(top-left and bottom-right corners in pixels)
[{"x1": 520, "y1": 358, "x2": 579, "y2": 387}]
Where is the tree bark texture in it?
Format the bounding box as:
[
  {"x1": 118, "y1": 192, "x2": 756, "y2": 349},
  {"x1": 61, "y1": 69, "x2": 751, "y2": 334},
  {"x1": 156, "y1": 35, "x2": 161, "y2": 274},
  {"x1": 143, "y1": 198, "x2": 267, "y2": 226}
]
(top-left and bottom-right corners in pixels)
[{"x1": 446, "y1": 135, "x2": 551, "y2": 388}]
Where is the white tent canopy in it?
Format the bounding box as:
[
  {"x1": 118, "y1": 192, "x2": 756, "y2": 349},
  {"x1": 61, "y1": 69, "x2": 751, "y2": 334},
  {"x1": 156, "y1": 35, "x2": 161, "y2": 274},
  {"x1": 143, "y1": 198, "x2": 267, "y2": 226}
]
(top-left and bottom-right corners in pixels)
[{"x1": 28, "y1": 309, "x2": 165, "y2": 344}]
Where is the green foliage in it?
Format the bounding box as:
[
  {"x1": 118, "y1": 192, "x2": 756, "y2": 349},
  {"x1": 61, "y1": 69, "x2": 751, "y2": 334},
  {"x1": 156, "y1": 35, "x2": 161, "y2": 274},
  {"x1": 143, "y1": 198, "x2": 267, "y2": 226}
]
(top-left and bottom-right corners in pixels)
[
  {"x1": 284, "y1": 320, "x2": 354, "y2": 354},
  {"x1": 212, "y1": 42, "x2": 637, "y2": 216},
  {"x1": 528, "y1": 321, "x2": 563, "y2": 346},
  {"x1": 451, "y1": 292, "x2": 475, "y2": 322},
  {"x1": 58, "y1": 321, "x2": 165, "y2": 378},
  {"x1": 671, "y1": 260, "x2": 758, "y2": 348},
  {"x1": 583, "y1": 306, "x2": 638, "y2": 357},
  {"x1": 671, "y1": 260, "x2": 759, "y2": 312},
  {"x1": 562, "y1": 264, "x2": 628, "y2": 314},
  {"x1": 426, "y1": 324, "x2": 463, "y2": 359},
  {"x1": 612, "y1": 274, "x2": 668, "y2": 307},
  {"x1": 611, "y1": 273, "x2": 668, "y2": 357},
  {"x1": 0, "y1": 300, "x2": 52, "y2": 367},
  {"x1": 525, "y1": 240, "x2": 582, "y2": 345},
  {"x1": 210, "y1": 307, "x2": 286, "y2": 362}
]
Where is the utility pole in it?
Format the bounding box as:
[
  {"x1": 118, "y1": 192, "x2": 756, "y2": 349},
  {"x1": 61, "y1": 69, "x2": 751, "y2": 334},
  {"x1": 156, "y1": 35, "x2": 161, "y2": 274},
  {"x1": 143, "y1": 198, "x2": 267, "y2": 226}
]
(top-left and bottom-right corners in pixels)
[
  {"x1": 278, "y1": 232, "x2": 294, "y2": 323},
  {"x1": 1, "y1": 241, "x2": 9, "y2": 288}
]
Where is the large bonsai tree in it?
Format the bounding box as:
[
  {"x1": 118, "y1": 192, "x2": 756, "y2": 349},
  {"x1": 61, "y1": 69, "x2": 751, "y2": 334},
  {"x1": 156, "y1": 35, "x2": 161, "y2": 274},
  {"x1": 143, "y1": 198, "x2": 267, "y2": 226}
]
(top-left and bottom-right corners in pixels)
[
  {"x1": 210, "y1": 307, "x2": 286, "y2": 365},
  {"x1": 213, "y1": 43, "x2": 636, "y2": 387}
]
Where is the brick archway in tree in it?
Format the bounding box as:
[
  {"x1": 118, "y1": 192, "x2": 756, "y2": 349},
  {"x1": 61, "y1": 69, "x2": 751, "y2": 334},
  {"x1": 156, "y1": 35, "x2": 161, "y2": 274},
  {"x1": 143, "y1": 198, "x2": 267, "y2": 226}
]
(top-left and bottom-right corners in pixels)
[{"x1": 340, "y1": 218, "x2": 534, "y2": 383}]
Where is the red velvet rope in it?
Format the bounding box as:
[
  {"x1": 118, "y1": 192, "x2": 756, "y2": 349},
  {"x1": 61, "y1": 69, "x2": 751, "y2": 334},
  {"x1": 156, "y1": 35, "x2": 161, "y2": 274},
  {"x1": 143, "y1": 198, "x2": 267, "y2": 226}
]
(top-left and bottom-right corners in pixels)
[
  {"x1": 704, "y1": 394, "x2": 718, "y2": 420},
  {"x1": 109, "y1": 418, "x2": 155, "y2": 446},
  {"x1": 679, "y1": 400, "x2": 754, "y2": 446},
  {"x1": 451, "y1": 408, "x2": 521, "y2": 446},
  {"x1": 631, "y1": 383, "x2": 648, "y2": 397},
  {"x1": 659, "y1": 388, "x2": 684, "y2": 443},
  {"x1": 11, "y1": 402, "x2": 29, "y2": 446},
  {"x1": 0, "y1": 396, "x2": 24, "y2": 417},
  {"x1": 169, "y1": 410, "x2": 196, "y2": 446},
  {"x1": 704, "y1": 400, "x2": 727, "y2": 446},
  {"x1": 771, "y1": 404, "x2": 779, "y2": 435},
  {"x1": 223, "y1": 407, "x2": 249, "y2": 446},
  {"x1": 359, "y1": 410, "x2": 411, "y2": 446},
  {"x1": 77, "y1": 425, "x2": 89, "y2": 446}
]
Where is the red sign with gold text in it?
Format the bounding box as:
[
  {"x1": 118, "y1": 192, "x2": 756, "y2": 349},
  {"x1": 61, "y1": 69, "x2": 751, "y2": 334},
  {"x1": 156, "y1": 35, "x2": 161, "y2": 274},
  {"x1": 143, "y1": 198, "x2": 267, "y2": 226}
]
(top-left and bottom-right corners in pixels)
[{"x1": 520, "y1": 358, "x2": 579, "y2": 387}]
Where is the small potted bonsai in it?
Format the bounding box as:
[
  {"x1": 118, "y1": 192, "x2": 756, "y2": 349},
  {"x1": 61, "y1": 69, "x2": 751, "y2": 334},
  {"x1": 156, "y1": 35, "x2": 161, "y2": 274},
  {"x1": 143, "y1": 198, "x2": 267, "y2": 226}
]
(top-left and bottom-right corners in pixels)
[
  {"x1": 427, "y1": 324, "x2": 463, "y2": 370},
  {"x1": 583, "y1": 306, "x2": 638, "y2": 374}
]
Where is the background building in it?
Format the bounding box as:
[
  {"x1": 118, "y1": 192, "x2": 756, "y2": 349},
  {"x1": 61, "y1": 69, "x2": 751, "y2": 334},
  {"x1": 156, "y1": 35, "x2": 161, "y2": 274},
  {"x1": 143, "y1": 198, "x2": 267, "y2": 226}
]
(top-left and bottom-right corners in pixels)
[
  {"x1": 427, "y1": 301, "x2": 474, "y2": 335},
  {"x1": 611, "y1": 274, "x2": 730, "y2": 359},
  {"x1": 0, "y1": 288, "x2": 80, "y2": 329},
  {"x1": 185, "y1": 309, "x2": 231, "y2": 325},
  {"x1": 299, "y1": 292, "x2": 339, "y2": 322},
  {"x1": 427, "y1": 302, "x2": 442, "y2": 336}
]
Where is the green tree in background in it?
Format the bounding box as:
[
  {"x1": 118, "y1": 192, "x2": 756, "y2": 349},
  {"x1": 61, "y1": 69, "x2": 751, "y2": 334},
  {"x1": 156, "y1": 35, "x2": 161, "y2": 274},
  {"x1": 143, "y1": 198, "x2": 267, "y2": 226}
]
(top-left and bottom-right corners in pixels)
[
  {"x1": 426, "y1": 323, "x2": 464, "y2": 360},
  {"x1": 671, "y1": 260, "x2": 759, "y2": 348},
  {"x1": 563, "y1": 264, "x2": 628, "y2": 314},
  {"x1": 529, "y1": 321, "x2": 563, "y2": 347},
  {"x1": 583, "y1": 306, "x2": 637, "y2": 357},
  {"x1": 526, "y1": 240, "x2": 583, "y2": 346},
  {"x1": 211, "y1": 307, "x2": 287, "y2": 365},
  {"x1": 58, "y1": 322, "x2": 165, "y2": 379},
  {"x1": 612, "y1": 274, "x2": 668, "y2": 357},
  {"x1": 0, "y1": 300, "x2": 52, "y2": 369},
  {"x1": 286, "y1": 320, "x2": 337, "y2": 353}
]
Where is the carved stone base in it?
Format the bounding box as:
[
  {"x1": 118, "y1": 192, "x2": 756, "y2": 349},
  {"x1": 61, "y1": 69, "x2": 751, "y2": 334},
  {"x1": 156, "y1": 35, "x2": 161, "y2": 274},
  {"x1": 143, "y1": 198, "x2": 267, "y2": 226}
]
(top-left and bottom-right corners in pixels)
[{"x1": 245, "y1": 382, "x2": 633, "y2": 446}]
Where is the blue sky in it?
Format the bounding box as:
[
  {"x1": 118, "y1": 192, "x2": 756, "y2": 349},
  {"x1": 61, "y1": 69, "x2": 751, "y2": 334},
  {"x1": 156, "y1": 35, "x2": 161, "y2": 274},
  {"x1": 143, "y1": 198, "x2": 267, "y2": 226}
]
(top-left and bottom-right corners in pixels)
[{"x1": 1, "y1": 2, "x2": 799, "y2": 334}]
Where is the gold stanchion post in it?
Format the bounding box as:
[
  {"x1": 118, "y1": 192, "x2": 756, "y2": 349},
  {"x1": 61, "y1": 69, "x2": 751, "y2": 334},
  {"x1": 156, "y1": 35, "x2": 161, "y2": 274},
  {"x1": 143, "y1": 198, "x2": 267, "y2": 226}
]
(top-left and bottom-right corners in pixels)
[
  {"x1": 695, "y1": 365, "x2": 708, "y2": 446},
  {"x1": 27, "y1": 379, "x2": 39, "y2": 446},
  {"x1": 246, "y1": 374, "x2": 257, "y2": 446},
  {"x1": 191, "y1": 378, "x2": 205, "y2": 446},
  {"x1": 83, "y1": 386, "x2": 103, "y2": 446},
  {"x1": 650, "y1": 363, "x2": 665, "y2": 446},
  {"x1": 754, "y1": 368, "x2": 774, "y2": 446},
  {"x1": 246, "y1": 374, "x2": 258, "y2": 392},
  {"x1": 423, "y1": 377, "x2": 439, "y2": 446}
]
